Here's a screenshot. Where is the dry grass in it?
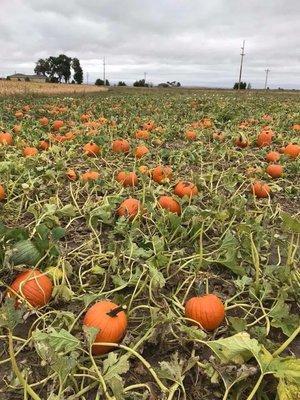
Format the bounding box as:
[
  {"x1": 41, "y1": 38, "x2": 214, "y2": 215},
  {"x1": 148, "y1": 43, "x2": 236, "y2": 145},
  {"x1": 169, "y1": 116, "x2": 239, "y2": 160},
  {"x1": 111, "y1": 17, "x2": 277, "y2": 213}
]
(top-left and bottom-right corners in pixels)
[{"x1": 0, "y1": 80, "x2": 108, "y2": 96}]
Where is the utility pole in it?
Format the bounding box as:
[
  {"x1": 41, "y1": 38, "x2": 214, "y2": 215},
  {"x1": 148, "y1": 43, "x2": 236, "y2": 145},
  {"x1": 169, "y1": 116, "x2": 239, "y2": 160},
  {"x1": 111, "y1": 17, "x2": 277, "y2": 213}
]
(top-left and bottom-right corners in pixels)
[
  {"x1": 264, "y1": 68, "x2": 270, "y2": 90},
  {"x1": 103, "y1": 57, "x2": 106, "y2": 86},
  {"x1": 238, "y1": 40, "x2": 246, "y2": 90},
  {"x1": 86, "y1": 72, "x2": 89, "y2": 85}
]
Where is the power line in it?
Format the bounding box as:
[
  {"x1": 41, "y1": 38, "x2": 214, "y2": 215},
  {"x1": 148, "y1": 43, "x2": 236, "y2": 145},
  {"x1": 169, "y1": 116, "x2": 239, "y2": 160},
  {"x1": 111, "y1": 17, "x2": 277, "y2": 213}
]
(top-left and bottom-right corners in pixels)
[
  {"x1": 238, "y1": 40, "x2": 246, "y2": 90},
  {"x1": 264, "y1": 68, "x2": 270, "y2": 89}
]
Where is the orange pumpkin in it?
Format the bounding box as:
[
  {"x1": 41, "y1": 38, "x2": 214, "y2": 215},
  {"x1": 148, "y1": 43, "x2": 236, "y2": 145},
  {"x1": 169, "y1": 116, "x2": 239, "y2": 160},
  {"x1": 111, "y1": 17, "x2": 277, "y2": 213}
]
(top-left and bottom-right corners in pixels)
[
  {"x1": 8, "y1": 270, "x2": 53, "y2": 308},
  {"x1": 0, "y1": 184, "x2": 6, "y2": 201},
  {"x1": 151, "y1": 166, "x2": 172, "y2": 184},
  {"x1": 135, "y1": 130, "x2": 149, "y2": 140},
  {"x1": 83, "y1": 300, "x2": 127, "y2": 355},
  {"x1": 284, "y1": 143, "x2": 300, "y2": 159},
  {"x1": 135, "y1": 145, "x2": 149, "y2": 159},
  {"x1": 139, "y1": 165, "x2": 149, "y2": 174},
  {"x1": 23, "y1": 147, "x2": 38, "y2": 157},
  {"x1": 116, "y1": 171, "x2": 138, "y2": 187},
  {"x1": 117, "y1": 198, "x2": 140, "y2": 219},
  {"x1": 80, "y1": 114, "x2": 90, "y2": 122},
  {"x1": 257, "y1": 129, "x2": 273, "y2": 147},
  {"x1": 0, "y1": 132, "x2": 13, "y2": 145},
  {"x1": 39, "y1": 117, "x2": 49, "y2": 126},
  {"x1": 52, "y1": 120, "x2": 64, "y2": 131},
  {"x1": 292, "y1": 124, "x2": 300, "y2": 131},
  {"x1": 174, "y1": 181, "x2": 198, "y2": 198},
  {"x1": 142, "y1": 121, "x2": 155, "y2": 131},
  {"x1": 251, "y1": 181, "x2": 271, "y2": 198},
  {"x1": 112, "y1": 139, "x2": 130, "y2": 153},
  {"x1": 158, "y1": 196, "x2": 181, "y2": 215},
  {"x1": 185, "y1": 130, "x2": 197, "y2": 141},
  {"x1": 81, "y1": 171, "x2": 100, "y2": 182},
  {"x1": 266, "y1": 164, "x2": 283, "y2": 178},
  {"x1": 66, "y1": 169, "x2": 77, "y2": 181},
  {"x1": 83, "y1": 142, "x2": 101, "y2": 156},
  {"x1": 266, "y1": 151, "x2": 280, "y2": 162},
  {"x1": 185, "y1": 294, "x2": 225, "y2": 331},
  {"x1": 235, "y1": 135, "x2": 248, "y2": 148},
  {"x1": 39, "y1": 140, "x2": 50, "y2": 150}
]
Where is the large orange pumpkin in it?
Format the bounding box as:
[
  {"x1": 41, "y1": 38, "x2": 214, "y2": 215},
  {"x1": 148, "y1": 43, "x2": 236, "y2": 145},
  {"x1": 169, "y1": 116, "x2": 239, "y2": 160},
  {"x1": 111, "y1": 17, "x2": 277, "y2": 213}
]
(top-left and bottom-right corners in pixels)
[
  {"x1": 185, "y1": 294, "x2": 225, "y2": 331},
  {"x1": 117, "y1": 198, "x2": 140, "y2": 219},
  {"x1": 185, "y1": 130, "x2": 197, "y2": 141},
  {"x1": 23, "y1": 147, "x2": 38, "y2": 157},
  {"x1": 116, "y1": 171, "x2": 138, "y2": 187},
  {"x1": 81, "y1": 171, "x2": 100, "y2": 182},
  {"x1": 158, "y1": 196, "x2": 181, "y2": 215},
  {"x1": 0, "y1": 184, "x2": 6, "y2": 201},
  {"x1": 8, "y1": 270, "x2": 53, "y2": 308},
  {"x1": 292, "y1": 124, "x2": 300, "y2": 131},
  {"x1": 0, "y1": 132, "x2": 13, "y2": 145},
  {"x1": 83, "y1": 300, "x2": 127, "y2": 355},
  {"x1": 174, "y1": 181, "x2": 198, "y2": 198},
  {"x1": 266, "y1": 164, "x2": 283, "y2": 178},
  {"x1": 251, "y1": 181, "x2": 271, "y2": 198},
  {"x1": 265, "y1": 151, "x2": 280, "y2": 162},
  {"x1": 39, "y1": 117, "x2": 49, "y2": 126},
  {"x1": 151, "y1": 166, "x2": 172, "y2": 184},
  {"x1": 83, "y1": 142, "x2": 101, "y2": 156},
  {"x1": 112, "y1": 139, "x2": 130, "y2": 153},
  {"x1": 284, "y1": 143, "x2": 300, "y2": 159},
  {"x1": 257, "y1": 129, "x2": 273, "y2": 147},
  {"x1": 39, "y1": 140, "x2": 50, "y2": 151},
  {"x1": 52, "y1": 120, "x2": 64, "y2": 131},
  {"x1": 135, "y1": 145, "x2": 149, "y2": 159}
]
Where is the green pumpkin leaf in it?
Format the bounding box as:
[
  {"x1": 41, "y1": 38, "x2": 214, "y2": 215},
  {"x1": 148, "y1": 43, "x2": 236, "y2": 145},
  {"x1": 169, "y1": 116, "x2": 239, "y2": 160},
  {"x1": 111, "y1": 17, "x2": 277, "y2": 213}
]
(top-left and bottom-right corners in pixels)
[
  {"x1": 33, "y1": 328, "x2": 80, "y2": 353},
  {"x1": 277, "y1": 379, "x2": 300, "y2": 400},
  {"x1": 281, "y1": 212, "x2": 300, "y2": 233}
]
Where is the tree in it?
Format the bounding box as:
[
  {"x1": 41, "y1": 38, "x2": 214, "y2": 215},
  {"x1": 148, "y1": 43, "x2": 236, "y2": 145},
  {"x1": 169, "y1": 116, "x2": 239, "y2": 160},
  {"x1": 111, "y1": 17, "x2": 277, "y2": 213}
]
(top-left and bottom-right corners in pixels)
[
  {"x1": 233, "y1": 82, "x2": 247, "y2": 90},
  {"x1": 117, "y1": 81, "x2": 126, "y2": 86},
  {"x1": 133, "y1": 79, "x2": 148, "y2": 87},
  {"x1": 95, "y1": 78, "x2": 110, "y2": 86},
  {"x1": 247, "y1": 83, "x2": 252, "y2": 90},
  {"x1": 72, "y1": 58, "x2": 83, "y2": 84},
  {"x1": 34, "y1": 58, "x2": 50, "y2": 76}
]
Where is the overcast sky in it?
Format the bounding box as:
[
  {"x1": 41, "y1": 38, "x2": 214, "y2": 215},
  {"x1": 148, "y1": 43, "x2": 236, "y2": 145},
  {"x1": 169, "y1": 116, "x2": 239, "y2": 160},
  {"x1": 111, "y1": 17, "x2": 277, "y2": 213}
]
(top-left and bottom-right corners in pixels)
[{"x1": 0, "y1": 0, "x2": 299, "y2": 88}]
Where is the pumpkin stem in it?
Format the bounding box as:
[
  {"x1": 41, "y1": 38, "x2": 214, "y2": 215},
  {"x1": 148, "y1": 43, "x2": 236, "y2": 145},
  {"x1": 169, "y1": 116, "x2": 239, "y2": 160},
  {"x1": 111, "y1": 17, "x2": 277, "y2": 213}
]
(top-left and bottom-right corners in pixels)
[{"x1": 107, "y1": 304, "x2": 127, "y2": 317}]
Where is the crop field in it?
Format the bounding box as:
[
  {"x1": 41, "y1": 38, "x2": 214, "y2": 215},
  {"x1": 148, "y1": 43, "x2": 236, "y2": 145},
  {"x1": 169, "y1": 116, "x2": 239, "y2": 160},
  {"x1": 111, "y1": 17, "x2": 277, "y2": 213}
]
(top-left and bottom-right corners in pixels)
[
  {"x1": 0, "y1": 80, "x2": 108, "y2": 96},
  {"x1": 0, "y1": 89, "x2": 299, "y2": 400}
]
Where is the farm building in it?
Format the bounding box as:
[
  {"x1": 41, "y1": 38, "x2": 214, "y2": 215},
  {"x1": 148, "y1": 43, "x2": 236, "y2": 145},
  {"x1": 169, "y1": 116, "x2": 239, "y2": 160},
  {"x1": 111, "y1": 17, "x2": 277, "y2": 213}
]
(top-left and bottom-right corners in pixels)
[{"x1": 7, "y1": 73, "x2": 46, "y2": 82}]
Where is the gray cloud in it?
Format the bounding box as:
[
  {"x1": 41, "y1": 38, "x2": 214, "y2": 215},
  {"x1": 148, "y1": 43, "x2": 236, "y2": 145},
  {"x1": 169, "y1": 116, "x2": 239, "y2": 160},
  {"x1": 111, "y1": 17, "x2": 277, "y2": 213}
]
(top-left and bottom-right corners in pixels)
[{"x1": 0, "y1": 0, "x2": 299, "y2": 88}]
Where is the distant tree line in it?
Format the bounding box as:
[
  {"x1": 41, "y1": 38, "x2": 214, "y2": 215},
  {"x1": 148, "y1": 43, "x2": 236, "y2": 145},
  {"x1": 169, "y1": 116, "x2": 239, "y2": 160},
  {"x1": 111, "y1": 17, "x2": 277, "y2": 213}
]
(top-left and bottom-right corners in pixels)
[
  {"x1": 233, "y1": 82, "x2": 251, "y2": 90},
  {"x1": 34, "y1": 55, "x2": 83, "y2": 84}
]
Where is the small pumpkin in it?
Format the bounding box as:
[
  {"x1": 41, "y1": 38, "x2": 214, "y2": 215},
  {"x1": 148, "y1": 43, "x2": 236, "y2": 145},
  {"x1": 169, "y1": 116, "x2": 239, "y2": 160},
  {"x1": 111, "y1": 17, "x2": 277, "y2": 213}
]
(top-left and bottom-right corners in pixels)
[
  {"x1": 13, "y1": 124, "x2": 22, "y2": 134},
  {"x1": 185, "y1": 294, "x2": 225, "y2": 331},
  {"x1": 266, "y1": 164, "x2": 283, "y2": 178},
  {"x1": 251, "y1": 181, "x2": 271, "y2": 198},
  {"x1": 151, "y1": 166, "x2": 172, "y2": 184},
  {"x1": 52, "y1": 120, "x2": 64, "y2": 131},
  {"x1": 116, "y1": 171, "x2": 138, "y2": 187},
  {"x1": 266, "y1": 151, "x2": 280, "y2": 162},
  {"x1": 174, "y1": 181, "x2": 198, "y2": 198},
  {"x1": 0, "y1": 132, "x2": 13, "y2": 145},
  {"x1": 23, "y1": 147, "x2": 38, "y2": 157},
  {"x1": 10, "y1": 240, "x2": 41, "y2": 266},
  {"x1": 135, "y1": 130, "x2": 149, "y2": 140},
  {"x1": 83, "y1": 142, "x2": 101, "y2": 156},
  {"x1": 139, "y1": 165, "x2": 149, "y2": 174},
  {"x1": 15, "y1": 111, "x2": 24, "y2": 119},
  {"x1": 80, "y1": 114, "x2": 90, "y2": 122},
  {"x1": 112, "y1": 139, "x2": 130, "y2": 153},
  {"x1": 0, "y1": 184, "x2": 6, "y2": 201},
  {"x1": 284, "y1": 143, "x2": 300, "y2": 159},
  {"x1": 213, "y1": 131, "x2": 225, "y2": 142},
  {"x1": 135, "y1": 145, "x2": 149, "y2": 159},
  {"x1": 235, "y1": 135, "x2": 248, "y2": 148},
  {"x1": 81, "y1": 171, "x2": 100, "y2": 182},
  {"x1": 83, "y1": 300, "x2": 127, "y2": 355},
  {"x1": 142, "y1": 121, "x2": 155, "y2": 131},
  {"x1": 8, "y1": 269, "x2": 53, "y2": 308},
  {"x1": 39, "y1": 140, "x2": 50, "y2": 151},
  {"x1": 39, "y1": 117, "x2": 49, "y2": 126},
  {"x1": 185, "y1": 130, "x2": 197, "y2": 141},
  {"x1": 292, "y1": 124, "x2": 300, "y2": 131},
  {"x1": 66, "y1": 168, "x2": 77, "y2": 181},
  {"x1": 117, "y1": 198, "x2": 140, "y2": 219},
  {"x1": 158, "y1": 196, "x2": 181, "y2": 215}
]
